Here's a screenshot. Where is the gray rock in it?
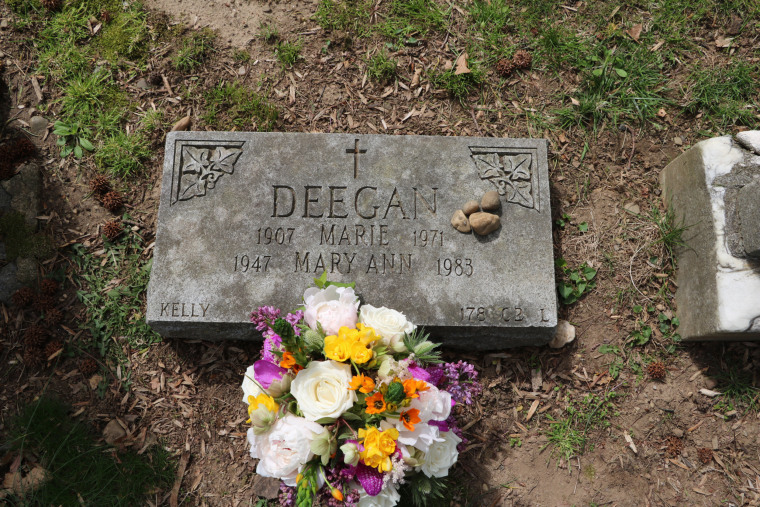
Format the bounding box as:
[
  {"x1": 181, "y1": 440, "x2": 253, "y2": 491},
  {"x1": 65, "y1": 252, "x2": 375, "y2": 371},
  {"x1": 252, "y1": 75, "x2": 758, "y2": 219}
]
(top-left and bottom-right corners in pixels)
[
  {"x1": 480, "y1": 190, "x2": 501, "y2": 211},
  {"x1": 29, "y1": 116, "x2": 48, "y2": 137},
  {"x1": 462, "y1": 200, "x2": 479, "y2": 216},
  {"x1": 147, "y1": 132, "x2": 556, "y2": 349},
  {"x1": 237, "y1": 66, "x2": 247, "y2": 76},
  {"x1": 1, "y1": 162, "x2": 43, "y2": 229},
  {"x1": 469, "y1": 211, "x2": 500, "y2": 235},
  {"x1": 135, "y1": 78, "x2": 150, "y2": 90},
  {"x1": 549, "y1": 319, "x2": 576, "y2": 348},
  {"x1": 737, "y1": 180, "x2": 760, "y2": 258},
  {"x1": 736, "y1": 130, "x2": 760, "y2": 155},
  {"x1": 660, "y1": 136, "x2": 760, "y2": 341},
  {"x1": 450, "y1": 209, "x2": 470, "y2": 233}
]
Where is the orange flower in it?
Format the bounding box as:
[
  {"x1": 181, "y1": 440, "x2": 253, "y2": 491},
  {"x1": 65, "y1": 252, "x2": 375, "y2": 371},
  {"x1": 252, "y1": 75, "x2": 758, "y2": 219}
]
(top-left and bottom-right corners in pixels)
[
  {"x1": 349, "y1": 374, "x2": 376, "y2": 394},
  {"x1": 365, "y1": 392, "x2": 386, "y2": 414},
  {"x1": 280, "y1": 351, "x2": 296, "y2": 369},
  {"x1": 399, "y1": 408, "x2": 421, "y2": 431},
  {"x1": 331, "y1": 488, "x2": 344, "y2": 501},
  {"x1": 403, "y1": 378, "x2": 429, "y2": 399}
]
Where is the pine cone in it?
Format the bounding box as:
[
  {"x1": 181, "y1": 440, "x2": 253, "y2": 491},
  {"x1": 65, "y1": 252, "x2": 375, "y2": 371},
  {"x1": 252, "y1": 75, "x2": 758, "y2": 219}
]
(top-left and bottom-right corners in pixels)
[
  {"x1": 40, "y1": 278, "x2": 59, "y2": 296},
  {"x1": 79, "y1": 357, "x2": 98, "y2": 376},
  {"x1": 512, "y1": 49, "x2": 533, "y2": 69},
  {"x1": 44, "y1": 308, "x2": 64, "y2": 326},
  {"x1": 24, "y1": 325, "x2": 48, "y2": 348},
  {"x1": 12, "y1": 287, "x2": 35, "y2": 308},
  {"x1": 89, "y1": 175, "x2": 112, "y2": 196},
  {"x1": 24, "y1": 347, "x2": 44, "y2": 369},
  {"x1": 647, "y1": 361, "x2": 666, "y2": 381},
  {"x1": 44, "y1": 339, "x2": 64, "y2": 359},
  {"x1": 103, "y1": 220, "x2": 123, "y2": 241},
  {"x1": 697, "y1": 447, "x2": 713, "y2": 464},
  {"x1": 33, "y1": 293, "x2": 57, "y2": 312},
  {"x1": 100, "y1": 191, "x2": 123, "y2": 212},
  {"x1": 495, "y1": 58, "x2": 515, "y2": 77}
]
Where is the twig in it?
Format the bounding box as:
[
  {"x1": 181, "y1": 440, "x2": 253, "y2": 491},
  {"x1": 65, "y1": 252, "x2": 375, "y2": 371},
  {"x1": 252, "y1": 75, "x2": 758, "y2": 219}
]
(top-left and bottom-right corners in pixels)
[
  {"x1": 470, "y1": 107, "x2": 483, "y2": 136},
  {"x1": 169, "y1": 451, "x2": 190, "y2": 507}
]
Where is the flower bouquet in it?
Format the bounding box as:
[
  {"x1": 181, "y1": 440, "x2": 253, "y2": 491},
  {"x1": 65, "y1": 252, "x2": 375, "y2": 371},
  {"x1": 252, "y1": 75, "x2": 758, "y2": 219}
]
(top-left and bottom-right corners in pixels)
[{"x1": 242, "y1": 275, "x2": 482, "y2": 506}]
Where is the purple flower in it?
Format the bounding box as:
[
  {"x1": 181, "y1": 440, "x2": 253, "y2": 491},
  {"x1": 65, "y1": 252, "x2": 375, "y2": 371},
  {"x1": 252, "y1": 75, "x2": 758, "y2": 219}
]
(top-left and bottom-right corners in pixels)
[
  {"x1": 278, "y1": 484, "x2": 296, "y2": 506},
  {"x1": 250, "y1": 306, "x2": 281, "y2": 331},
  {"x1": 408, "y1": 361, "x2": 431, "y2": 382},
  {"x1": 428, "y1": 419, "x2": 450, "y2": 432},
  {"x1": 285, "y1": 310, "x2": 304, "y2": 335},
  {"x1": 356, "y1": 462, "x2": 384, "y2": 496},
  {"x1": 253, "y1": 360, "x2": 287, "y2": 389},
  {"x1": 262, "y1": 332, "x2": 282, "y2": 364},
  {"x1": 437, "y1": 361, "x2": 482, "y2": 405}
]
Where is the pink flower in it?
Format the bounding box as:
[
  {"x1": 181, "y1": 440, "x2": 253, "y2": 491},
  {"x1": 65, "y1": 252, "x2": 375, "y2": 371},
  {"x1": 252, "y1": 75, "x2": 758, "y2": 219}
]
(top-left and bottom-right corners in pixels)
[{"x1": 302, "y1": 286, "x2": 359, "y2": 336}]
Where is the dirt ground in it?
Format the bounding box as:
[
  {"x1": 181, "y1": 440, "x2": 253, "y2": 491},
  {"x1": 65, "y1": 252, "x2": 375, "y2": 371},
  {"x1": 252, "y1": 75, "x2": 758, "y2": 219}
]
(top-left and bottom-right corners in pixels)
[{"x1": 1, "y1": 0, "x2": 760, "y2": 505}]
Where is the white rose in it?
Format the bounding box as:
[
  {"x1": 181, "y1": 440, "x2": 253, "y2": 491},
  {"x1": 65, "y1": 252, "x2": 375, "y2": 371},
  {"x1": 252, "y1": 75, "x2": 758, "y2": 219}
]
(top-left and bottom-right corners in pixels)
[
  {"x1": 290, "y1": 360, "x2": 357, "y2": 421},
  {"x1": 247, "y1": 414, "x2": 326, "y2": 486},
  {"x1": 410, "y1": 384, "x2": 451, "y2": 423},
  {"x1": 303, "y1": 285, "x2": 360, "y2": 336},
  {"x1": 357, "y1": 481, "x2": 400, "y2": 507},
  {"x1": 359, "y1": 305, "x2": 415, "y2": 353},
  {"x1": 241, "y1": 364, "x2": 263, "y2": 404},
  {"x1": 392, "y1": 420, "x2": 443, "y2": 453},
  {"x1": 421, "y1": 431, "x2": 461, "y2": 478}
]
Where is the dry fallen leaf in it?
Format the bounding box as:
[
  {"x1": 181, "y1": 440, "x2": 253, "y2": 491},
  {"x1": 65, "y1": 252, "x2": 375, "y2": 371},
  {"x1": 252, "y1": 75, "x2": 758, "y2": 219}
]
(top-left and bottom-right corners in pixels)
[
  {"x1": 657, "y1": 108, "x2": 667, "y2": 118},
  {"x1": 626, "y1": 23, "x2": 643, "y2": 42},
  {"x1": 171, "y1": 115, "x2": 192, "y2": 132},
  {"x1": 570, "y1": 97, "x2": 580, "y2": 106},
  {"x1": 715, "y1": 36, "x2": 733, "y2": 48},
  {"x1": 454, "y1": 52, "x2": 471, "y2": 75},
  {"x1": 624, "y1": 431, "x2": 638, "y2": 454}
]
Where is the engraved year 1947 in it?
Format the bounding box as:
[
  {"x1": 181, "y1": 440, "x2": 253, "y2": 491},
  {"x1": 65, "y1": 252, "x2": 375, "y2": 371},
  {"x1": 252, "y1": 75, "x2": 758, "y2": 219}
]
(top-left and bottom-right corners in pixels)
[{"x1": 233, "y1": 254, "x2": 271, "y2": 272}]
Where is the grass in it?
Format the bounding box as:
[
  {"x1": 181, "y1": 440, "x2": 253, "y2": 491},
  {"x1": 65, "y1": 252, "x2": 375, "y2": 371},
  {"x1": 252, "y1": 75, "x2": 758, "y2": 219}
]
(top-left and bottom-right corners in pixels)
[
  {"x1": 545, "y1": 392, "x2": 620, "y2": 460},
  {"x1": 259, "y1": 23, "x2": 280, "y2": 43},
  {"x1": 69, "y1": 224, "x2": 160, "y2": 360},
  {"x1": 431, "y1": 63, "x2": 485, "y2": 104},
  {"x1": 95, "y1": 7, "x2": 151, "y2": 64},
  {"x1": 95, "y1": 131, "x2": 151, "y2": 177},
  {"x1": 314, "y1": 0, "x2": 373, "y2": 36},
  {"x1": 367, "y1": 50, "x2": 398, "y2": 82},
  {"x1": 686, "y1": 61, "x2": 760, "y2": 128},
  {"x1": 641, "y1": 206, "x2": 690, "y2": 269},
  {"x1": 202, "y1": 82, "x2": 279, "y2": 131},
  {"x1": 173, "y1": 28, "x2": 216, "y2": 71},
  {"x1": 712, "y1": 358, "x2": 759, "y2": 414},
  {"x1": 276, "y1": 39, "x2": 303, "y2": 67},
  {"x1": 5, "y1": 396, "x2": 174, "y2": 505},
  {"x1": 467, "y1": 0, "x2": 513, "y2": 62},
  {"x1": 379, "y1": 0, "x2": 447, "y2": 44}
]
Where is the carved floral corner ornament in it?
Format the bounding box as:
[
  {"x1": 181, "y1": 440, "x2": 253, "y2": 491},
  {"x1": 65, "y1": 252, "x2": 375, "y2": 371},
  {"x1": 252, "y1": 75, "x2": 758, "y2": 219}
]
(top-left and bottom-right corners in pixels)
[
  {"x1": 469, "y1": 147, "x2": 538, "y2": 210},
  {"x1": 172, "y1": 143, "x2": 244, "y2": 204}
]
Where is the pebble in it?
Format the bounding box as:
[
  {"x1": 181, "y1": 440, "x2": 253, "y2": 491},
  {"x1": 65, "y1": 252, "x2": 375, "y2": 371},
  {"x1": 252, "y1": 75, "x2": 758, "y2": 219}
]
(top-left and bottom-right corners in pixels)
[
  {"x1": 28, "y1": 115, "x2": 47, "y2": 137},
  {"x1": 673, "y1": 136, "x2": 684, "y2": 146},
  {"x1": 462, "y1": 200, "x2": 479, "y2": 216},
  {"x1": 469, "y1": 212, "x2": 500, "y2": 235},
  {"x1": 450, "y1": 209, "x2": 471, "y2": 233},
  {"x1": 480, "y1": 190, "x2": 501, "y2": 212},
  {"x1": 549, "y1": 320, "x2": 576, "y2": 348},
  {"x1": 623, "y1": 202, "x2": 640, "y2": 215},
  {"x1": 237, "y1": 65, "x2": 247, "y2": 76},
  {"x1": 672, "y1": 428, "x2": 684, "y2": 438},
  {"x1": 0, "y1": 19, "x2": 7, "y2": 29},
  {"x1": 135, "y1": 78, "x2": 150, "y2": 90},
  {"x1": 703, "y1": 377, "x2": 718, "y2": 389}
]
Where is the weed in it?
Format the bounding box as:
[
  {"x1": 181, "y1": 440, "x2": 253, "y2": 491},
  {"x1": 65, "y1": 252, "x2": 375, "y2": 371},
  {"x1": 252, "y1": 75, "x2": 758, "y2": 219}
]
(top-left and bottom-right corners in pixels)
[
  {"x1": 537, "y1": 25, "x2": 590, "y2": 71},
  {"x1": 545, "y1": 392, "x2": 620, "y2": 460},
  {"x1": 431, "y1": 64, "x2": 485, "y2": 104},
  {"x1": 467, "y1": 0, "x2": 513, "y2": 61},
  {"x1": 139, "y1": 109, "x2": 166, "y2": 133},
  {"x1": 95, "y1": 7, "x2": 151, "y2": 63},
  {"x1": 712, "y1": 361, "x2": 759, "y2": 414},
  {"x1": 276, "y1": 39, "x2": 303, "y2": 67},
  {"x1": 5, "y1": 396, "x2": 174, "y2": 505},
  {"x1": 598, "y1": 344, "x2": 624, "y2": 380},
  {"x1": 640, "y1": 206, "x2": 690, "y2": 268},
  {"x1": 259, "y1": 23, "x2": 280, "y2": 43},
  {"x1": 174, "y1": 28, "x2": 216, "y2": 71},
  {"x1": 687, "y1": 60, "x2": 759, "y2": 128},
  {"x1": 555, "y1": 258, "x2": 597, "y2": 305},
  {"x1": 69, "y1": 225, "x2": 160, "y2": 359},
  {"x1": 95, "y1": 131, "x2": 151, "y2": 177},
  {"x1": 53, "y1": 120, "x2": 95, "y2": 158},
  {"x1": 367, "y1": 50, "x2": 398, "y2": 82},
  {"x1": 379, "y1": 0, "x2": 447, "y2": 44},
  {"x1": 202, "y1": 82, "x2": 279, "y2": 131}
]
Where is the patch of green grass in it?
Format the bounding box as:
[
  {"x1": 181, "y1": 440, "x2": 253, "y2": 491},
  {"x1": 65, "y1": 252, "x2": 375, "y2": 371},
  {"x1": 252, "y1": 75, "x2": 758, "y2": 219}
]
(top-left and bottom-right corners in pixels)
[
  {"x1": 537, "y1": 25, "x2": 591, "y2": 71},
  {"x1": 173, "y1": 28, "x2": 216, "y2": 71},
  {"x1": 6, "y1": 0, "x2": 42, "y2": 16},
  {"x1": 639, "y1": 205, "x2": 690, "y2": 268},
  {"x1": 233, "y1": 48, "x2": 251, "y2": 63},
  {"x1": 367, "y1": 50, "x2": 398, "y2": 82},
  {"x1": 5, "y1": 396, "x2": 174, "y2": 506},
  {"x1": 379, "y1": 0, "x2": 447, "y2": 44},
  {"x1": 686, "y1": 61, "x2": 759, "y2": 128},
  {"x1": 314, "y1": 0, "x2": 373, "y2": 36},
  {"x1": 556, "y1": 41, "x2": 668, "y2": 129},
  {"x1": 431, "y1": 62, "x2": 485, "y2": 104},
  {"x1": 555, "y1": 258, "x2": 597, "y2": 305},
  {"x1": 545, "y1": 392, "x2": 620, "y2": 460},
  {"x1": 202, "y1": 82, "x2": 279, "y2": 131},
  {"x1": 95, "y1": 7, "x2": 151, "y2": 63},
  {"x1": 35, "y1": 4, "x2": 93, "y2": 80},
  {"x1": 95, "y1": 131, "x2": 151, "y2": 177},
  {"x1": 70, "y1": 226, "x2": 160, "y2": 359},
  {"x1": 276, "y1": 39, "x2": 303, "y2": 67},
  {"x1": 467, "y1": 0, "x2": 513, "y2": 62},
  {"x1": 259, "y1": 22, "x2": 280, "y2": 43},
  {"x1": 712, "y1": 362, "x2": 759, "y2": 414},
  {"x1": 139, "y1": 109, "x2": 166, "y2": 133}
]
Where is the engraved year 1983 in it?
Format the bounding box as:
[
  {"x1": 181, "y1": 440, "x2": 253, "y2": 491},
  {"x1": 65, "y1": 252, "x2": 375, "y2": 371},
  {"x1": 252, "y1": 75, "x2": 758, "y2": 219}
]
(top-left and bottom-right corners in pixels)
[
  {"x1": 437, "y1": 258, "x2": 473, "y2": 276},
  {"x1": 233, "y1": 254, "x2": 271, "y2": 272}
]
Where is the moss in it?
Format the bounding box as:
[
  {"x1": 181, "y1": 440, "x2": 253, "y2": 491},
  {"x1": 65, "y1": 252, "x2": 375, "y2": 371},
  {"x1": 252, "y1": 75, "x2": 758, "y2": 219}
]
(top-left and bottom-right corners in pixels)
[{"x1": 0, "y1": 211, "x2": 54, "y2": 261}]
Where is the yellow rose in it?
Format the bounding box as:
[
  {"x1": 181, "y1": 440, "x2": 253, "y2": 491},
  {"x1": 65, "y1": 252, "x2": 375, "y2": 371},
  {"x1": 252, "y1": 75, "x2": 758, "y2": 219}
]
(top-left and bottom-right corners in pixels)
[
  {"x1": 324, "y1": 335, "x2": 352, "y2": 362},
  {"x1": 356, "y1": 323, "x2": 379, "y2": 345},
  {"x1": 378, "y1": 428, "x2": 398, "y2": 455},
  {"x1": 351, "y1": 342, "x2": 373, "y2": 364},
  {"x1": 248, "y1": 393, "x2": 278, "y2": 413}
]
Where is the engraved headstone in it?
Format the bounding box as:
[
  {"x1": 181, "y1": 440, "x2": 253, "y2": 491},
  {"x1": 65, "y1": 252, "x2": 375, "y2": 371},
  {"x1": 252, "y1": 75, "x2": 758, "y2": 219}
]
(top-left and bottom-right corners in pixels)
[{"x1": 147, "y1": 132, "x2": 556, "y2": 348}]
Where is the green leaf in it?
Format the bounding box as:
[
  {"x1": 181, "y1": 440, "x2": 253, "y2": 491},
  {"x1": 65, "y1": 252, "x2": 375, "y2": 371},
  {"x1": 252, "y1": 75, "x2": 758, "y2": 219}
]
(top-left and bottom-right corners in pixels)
[
  {"x1": 558, "y1": 284, "x2": 573, "y2": 299},
  {"x1": 313, "y1": 271, "x2": 327, "y2": 289},
  {"x1": 598, "y1": 344, "x2": 618, "y2": 355},
  {"x1": 577, "y1": 282, "x2": 587, "y2": 294},
  {"x1": 79, "y1": 138, "x2": 95, "y2": 151},
  {"x1": 578, "y1": 222, "x2": 588, "y2": 232},
  {"x1": 633, "y1": 305, "x2": 643, "y2": 314},
  {"x1": 74, "y1": 145, "x2": 83, "y2": 158},
  {"x1": 61, "y1": 145, "x2": 73, "y2": 157},
  {"x1": 569, "y1": 272, "x2": 581, "y2": 282},
  {"x1": 592, "y1": 68, "x2": 603, "y2": 77},
  {"x1": 315, "y1": 417, "x2": 336, "y2": 425},
  {"x1": 555, "y1": 258, "x2": 568, "y2": 269},
  {"x1": 341, "y1": 412, "x2": 363, "y2": 422},
  {"x1": 583, "y1": 266, "x2": 597, "y2": 280},
  {"x1": 614, "y1": 68, "x2": 628, "y2": 77}
]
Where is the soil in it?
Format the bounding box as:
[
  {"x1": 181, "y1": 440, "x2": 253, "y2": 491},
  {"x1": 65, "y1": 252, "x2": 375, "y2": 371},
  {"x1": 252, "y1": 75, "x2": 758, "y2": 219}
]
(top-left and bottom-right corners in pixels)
[{"x1": 1, "y1": 1, "x2": 760, "y2": 506}]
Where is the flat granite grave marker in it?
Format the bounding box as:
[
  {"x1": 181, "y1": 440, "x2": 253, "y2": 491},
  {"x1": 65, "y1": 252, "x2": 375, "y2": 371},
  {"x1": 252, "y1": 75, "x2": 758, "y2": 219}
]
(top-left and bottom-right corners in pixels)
[{"x1": 147, "y1": 132, "x2": 556, "y2": 348}]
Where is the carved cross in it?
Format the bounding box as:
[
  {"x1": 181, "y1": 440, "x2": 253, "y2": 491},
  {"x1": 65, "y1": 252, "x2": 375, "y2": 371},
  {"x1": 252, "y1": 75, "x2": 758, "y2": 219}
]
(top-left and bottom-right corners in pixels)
[{"x1": 345, "y1": 139, "x2": 367, "y2": 179}]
